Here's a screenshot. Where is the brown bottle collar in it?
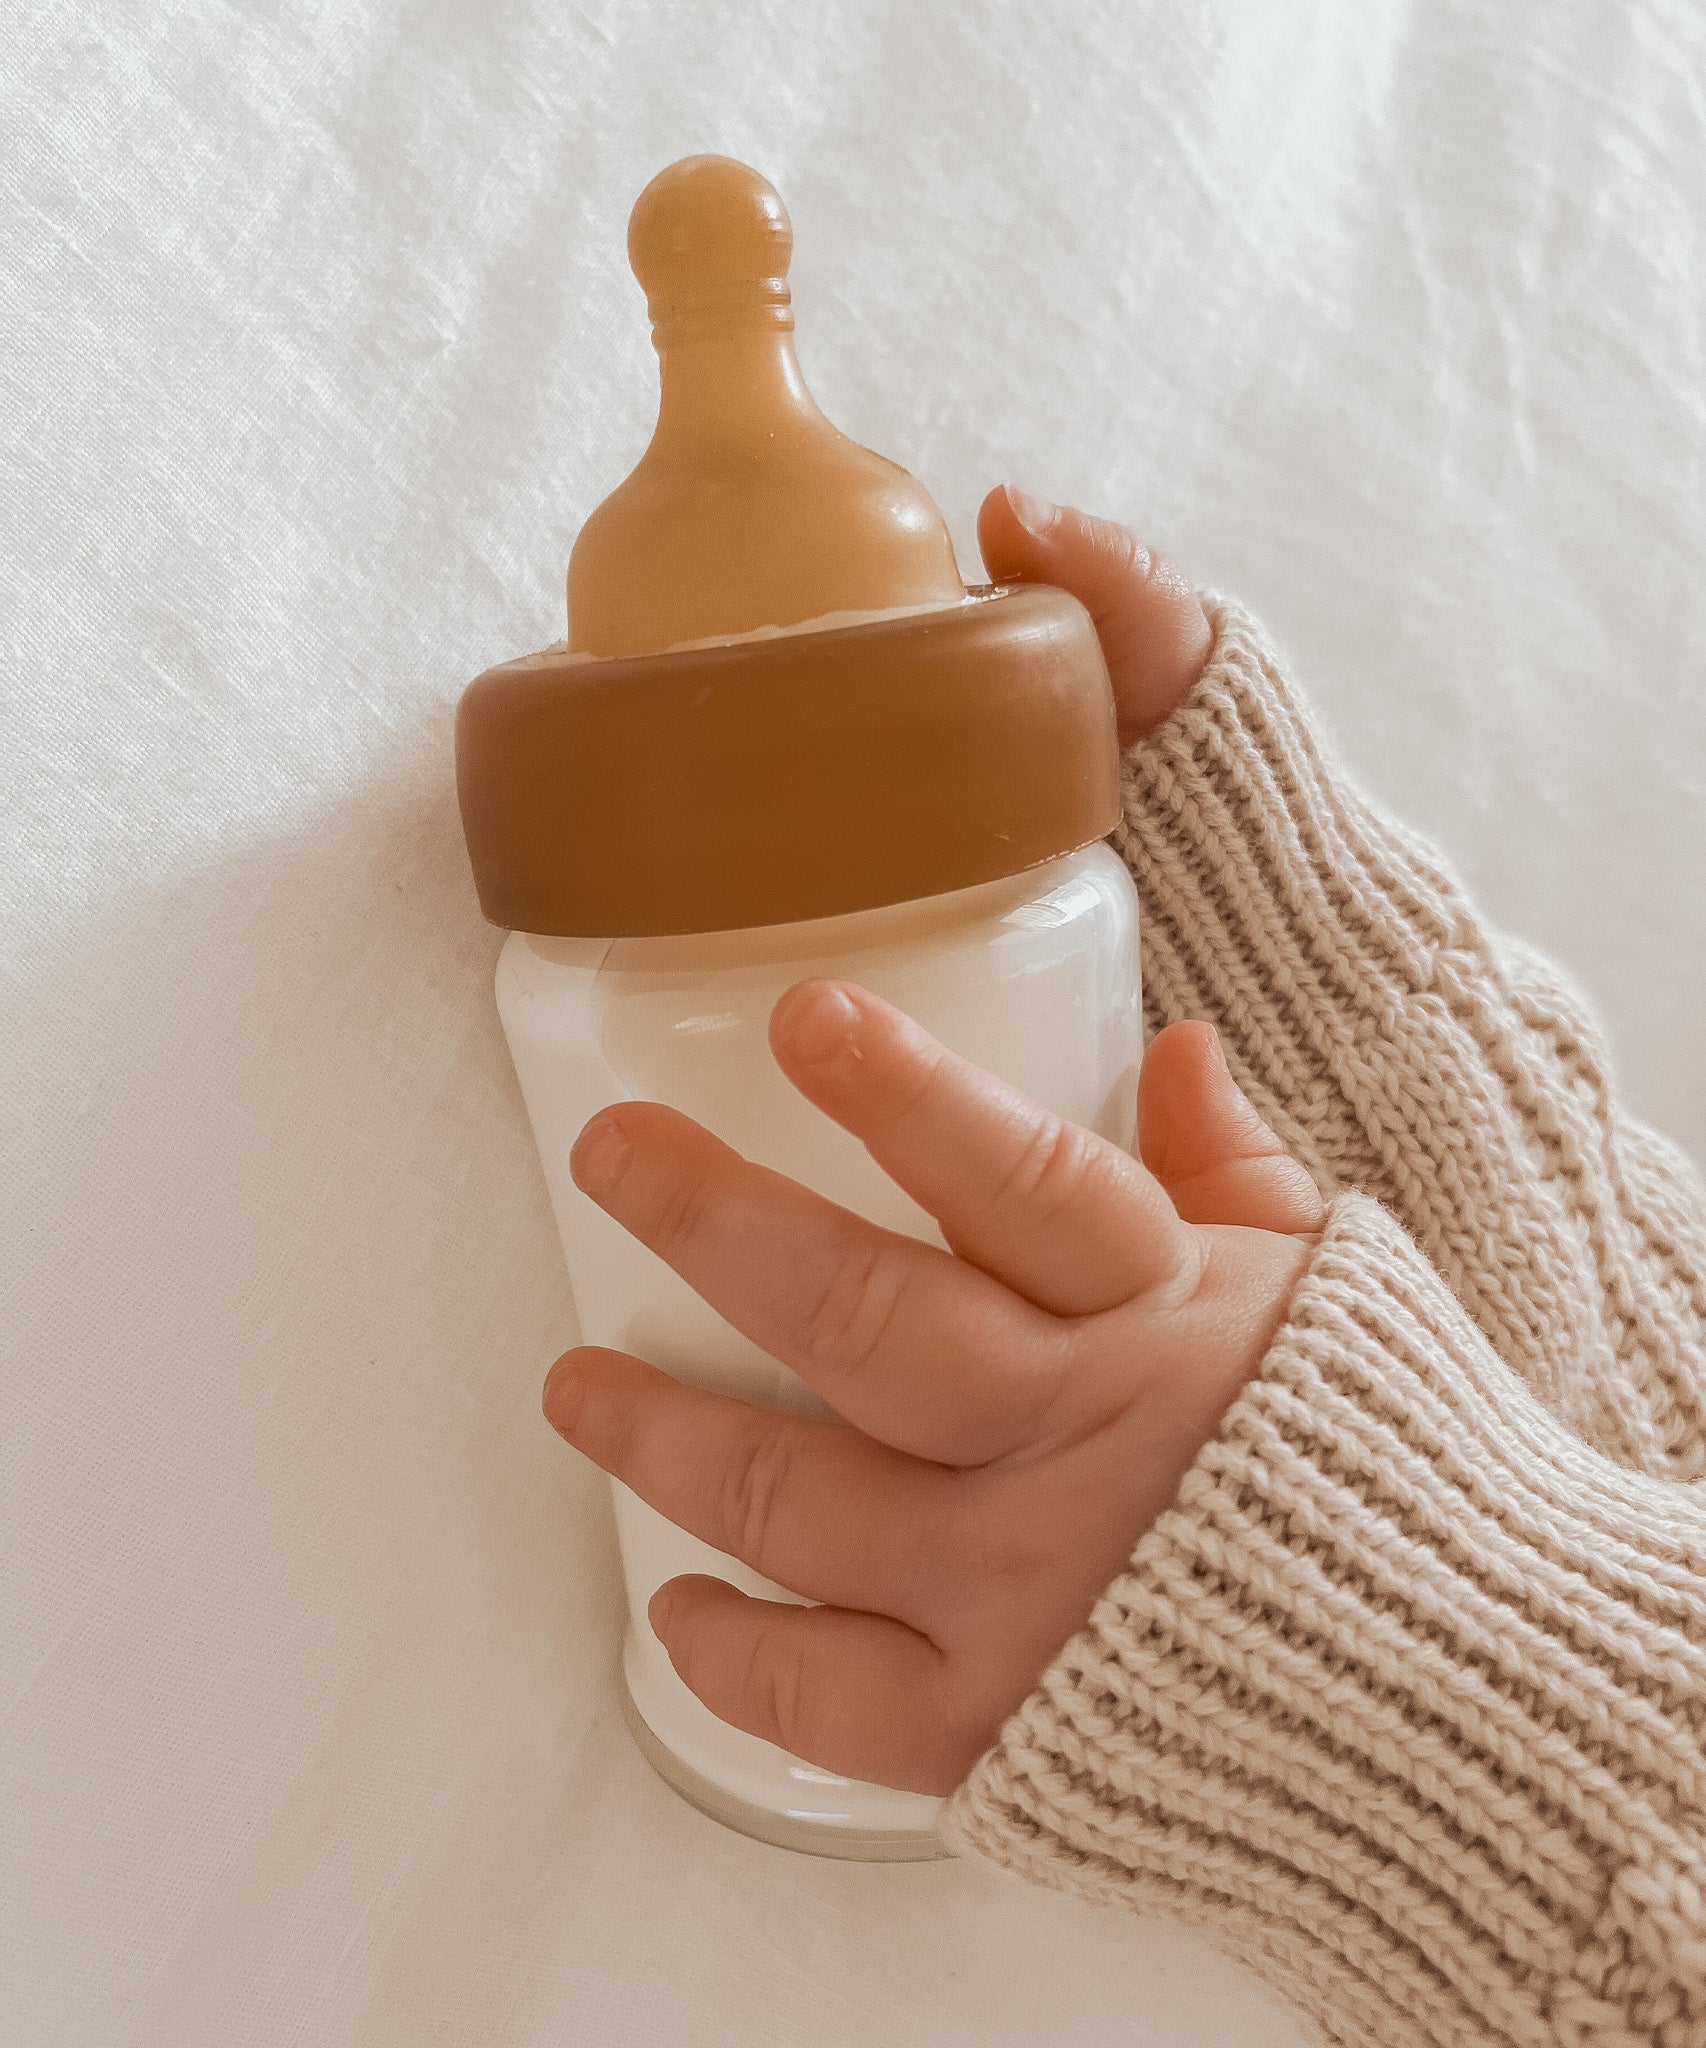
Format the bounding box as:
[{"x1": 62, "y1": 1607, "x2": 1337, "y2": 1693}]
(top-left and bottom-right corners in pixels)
[{"x1": 455, "y1": 583, "x2": 1120, "y2": 938}]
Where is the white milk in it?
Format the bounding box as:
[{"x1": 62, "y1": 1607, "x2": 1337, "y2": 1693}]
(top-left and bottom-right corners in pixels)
[{"x1": 496, "y1": 842, "x2": 1140, "y2": 1856}]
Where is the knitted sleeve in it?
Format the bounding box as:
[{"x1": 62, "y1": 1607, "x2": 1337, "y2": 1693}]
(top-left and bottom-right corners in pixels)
[
  {"x1": 1115, "y1": 597, "x2": 1706, "y2": 1481},
  {"x1": 944, "y1": 1195, "x2": 1706, "y2": 2048},
  {"x1": 942, "y1": 599, "x2": 1706, "y2": 2047}
]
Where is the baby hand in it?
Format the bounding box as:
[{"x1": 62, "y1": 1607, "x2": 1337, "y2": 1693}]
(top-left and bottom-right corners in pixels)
[
  {"x1": 975, "y1": 483, "x2": 1212, "y2": 745},
  {"x1": 544, "y1": 984, "x2": 1325, "y2": 1796}
]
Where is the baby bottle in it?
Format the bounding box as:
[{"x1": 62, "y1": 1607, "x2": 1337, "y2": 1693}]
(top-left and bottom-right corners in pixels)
[{"x1": 456, "y1": 156, "x2": 1141, "y2": 1859}]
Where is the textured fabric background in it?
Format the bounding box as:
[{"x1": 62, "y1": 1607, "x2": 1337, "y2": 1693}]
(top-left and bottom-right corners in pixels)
[{"x1": 3, "y1": 5, "x2": 1703, "y2": 2044}]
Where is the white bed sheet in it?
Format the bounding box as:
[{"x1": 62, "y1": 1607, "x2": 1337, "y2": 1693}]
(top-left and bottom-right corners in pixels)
[{"x1": 4, "y1": 4, "x2": 1703, "y2": 2043}]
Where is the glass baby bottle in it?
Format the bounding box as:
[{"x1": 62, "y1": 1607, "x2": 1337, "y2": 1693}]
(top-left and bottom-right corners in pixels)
[{"x1": 456, "y1": 156, "x2": 1141, "y2": 1859}]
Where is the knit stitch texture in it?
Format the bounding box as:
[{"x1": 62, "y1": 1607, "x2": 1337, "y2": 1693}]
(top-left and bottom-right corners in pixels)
[{"x1": 943, "y1": 598, "x2": 1706, "y2": 2048}]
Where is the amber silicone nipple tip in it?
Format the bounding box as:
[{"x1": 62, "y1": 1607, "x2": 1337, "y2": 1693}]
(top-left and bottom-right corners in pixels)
[
  {"x1": 566, "y1": 154, "x2": 964, "y2": 658},
  {"x1": 627, "y1": 155, "x2": 793, "y2": 325}
]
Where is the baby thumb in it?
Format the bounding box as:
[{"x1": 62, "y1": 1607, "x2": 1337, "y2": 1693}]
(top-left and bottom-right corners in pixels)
[
  {"x1": 977, "y1": 486, "x2": 1212, "y2": 744},
  {"x1": 1137, "y1": 1022, "x2": 1326, "y2": 1237}
]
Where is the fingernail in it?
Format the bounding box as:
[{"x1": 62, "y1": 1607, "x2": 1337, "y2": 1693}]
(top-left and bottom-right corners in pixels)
[
  {"x1": 542, "y1": 1354, "x2": 585, "y2": 1433},
  {"x1": 648, "y1": 1583, "x2": 678, "y2": 1636},
  {"x1": 1003, "y1": 484, "x2": 1060, "y2": 539},
  {"x1": 571, "y1": 1114, "x2": 632, "y2": 1197},
  {"x1": 788, "y1": 983, "x2": 861, "y2": 1065}
]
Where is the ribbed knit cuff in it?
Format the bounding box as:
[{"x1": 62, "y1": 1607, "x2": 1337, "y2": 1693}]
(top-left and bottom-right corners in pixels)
[{"x1": 943, "y1": 1195, "x2": 1706, "y2": 2048}]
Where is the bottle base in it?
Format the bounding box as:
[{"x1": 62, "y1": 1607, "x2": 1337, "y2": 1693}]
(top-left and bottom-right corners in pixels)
[{"x1": 620, "y1": 1676, "x2": 950, "y2": 1863}]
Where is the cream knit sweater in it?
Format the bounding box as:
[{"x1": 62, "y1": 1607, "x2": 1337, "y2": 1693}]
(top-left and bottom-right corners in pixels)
[{"x1": 943, "y1": 598, "x2": 1706, "y2": 2048}]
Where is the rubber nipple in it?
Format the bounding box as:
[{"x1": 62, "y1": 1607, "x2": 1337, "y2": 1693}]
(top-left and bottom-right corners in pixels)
[{"x1": 567, "y1": 155, "x2": 965, "y2": 657}]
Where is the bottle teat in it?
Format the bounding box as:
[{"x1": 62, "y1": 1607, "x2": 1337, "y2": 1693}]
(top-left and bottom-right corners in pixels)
[{"x1": 567, "y1": 155, "x2": 965, "y2": 657}]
